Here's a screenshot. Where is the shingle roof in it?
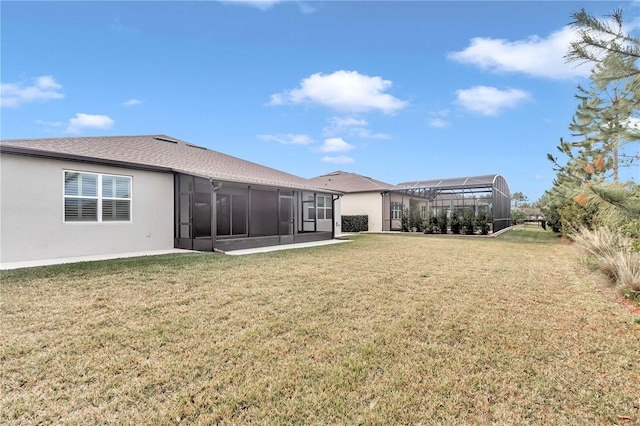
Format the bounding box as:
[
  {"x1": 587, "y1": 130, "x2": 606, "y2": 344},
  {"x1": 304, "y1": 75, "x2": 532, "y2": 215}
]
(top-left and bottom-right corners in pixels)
[
  {"x1": 310, "y1": 171, "x2": 392, "y2": 193},
  {"x1": 0, "y1": 135, "x2": 340, "y2": 193}
]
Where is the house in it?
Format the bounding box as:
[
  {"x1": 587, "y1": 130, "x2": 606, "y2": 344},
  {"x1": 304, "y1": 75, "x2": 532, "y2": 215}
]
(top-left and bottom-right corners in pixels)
[
  {"x1": 312, "y1": 172, "x2": 511, "y2": 233},
  {"x1": 310, "y1": 171, "x2": 432, "y2": 231},
  {"x1": 310, "y1": 171, "x2": 392, "y2": 231},
  {"x1": 0, "y1": 135, "x2": 341, "y2": 264}
]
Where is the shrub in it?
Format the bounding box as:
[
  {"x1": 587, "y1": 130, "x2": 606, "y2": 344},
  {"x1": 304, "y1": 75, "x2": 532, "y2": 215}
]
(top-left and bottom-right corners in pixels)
[
  {"x1": 437, "y1": 209, "x2": 448, "y2": 234},
  {"x1": 572, "y1": 227, "x2": 640, "y2": 292},
  {"x1": 401, "y1": 208, "x2": 410, "y2": 232},
  {"x1": 601, "y1": 251, "x2": 640, "y2": 292},
  {"x1": 559, "y1": 201, "x2": 599, "y2": 236},
  {"x1": 620, "y1": 219, "x2": 640, "y2": 251},
  {"x1": 477, "y1": 210, "x2": 492, "y2": 235},
  {"x1": 342, "y1": 215, "x2": 368, "y2": 232},
  {"x1": 423, "y1": 218, "x2": 434, "y2": 233},
  {"x1": 511, "y1": 209, "x2": 527, "y2": 225},
  {"x1": 424, "y1": 212, "x2": 437, "y2": 234},
  {"x1": 409, "y1": 208, "x2": 424, "y2": 232},
  {"x1": 544, "y1": 203, "x2": 563, "y2": 233},
  {"x1": 462, "y1": 207, "x2": 476, "y2": 235},
  {"x1": 450, "y1": 209, "x2": 462, "y2": 234}
]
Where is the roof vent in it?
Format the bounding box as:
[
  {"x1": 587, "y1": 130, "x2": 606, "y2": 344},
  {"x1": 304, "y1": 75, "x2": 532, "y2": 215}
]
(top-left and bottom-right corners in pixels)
[
  {"x1": 154, "y1": 136, "x2": 179, "y2": 144},
  {"x1": 186, "y1": 144, "x2": 207, "y2": 150}
]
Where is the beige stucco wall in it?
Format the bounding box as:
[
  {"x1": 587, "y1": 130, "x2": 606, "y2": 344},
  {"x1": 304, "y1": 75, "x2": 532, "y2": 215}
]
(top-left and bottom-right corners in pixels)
[
  {"x1": 341, "y1": 192, "x2": 384, "y2": 232},
  {"x1": 0, "y1": 154, "x2": 175, "y2": 263}
]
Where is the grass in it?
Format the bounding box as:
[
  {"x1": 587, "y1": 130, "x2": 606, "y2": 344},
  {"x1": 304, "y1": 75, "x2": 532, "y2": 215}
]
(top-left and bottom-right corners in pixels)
[
  {"x1": 495, "y1": 224, "x2": 561, "y2": 244},
  {"x1": 2, "y1": 230, "x2": 639, "y2": 424},
  {"x1": 570, "y1": 226, "x2": 640, "y2": 293}
]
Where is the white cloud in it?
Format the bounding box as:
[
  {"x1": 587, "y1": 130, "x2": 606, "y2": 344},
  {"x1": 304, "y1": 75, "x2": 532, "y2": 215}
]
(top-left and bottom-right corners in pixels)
[
  {"x1": 448, "y1": 26, "x2": 592, "y2": 79},
  {"x1": 322, "y1": 116, "x2": 390, "y2": 139},
  {"x1": 298, "y1": 2, "x2": 316, "y2": 14},
  {"x1": 455, "y1": 86, "x2": 531, "y2": 116},
  {"x1": 66, "y1": 113, "x2": 115, "y2": 133},
  {"x1": 123, "y1": 98, "x2": 141, "y2": 106},
  {"x1": 349, "y1": 128, "x2": 390, "y2": 139},
  {"x1": 1, "y1": 75, "x2": 64, "y2": 107},
  {"x1": 428, "y1": 118, "x2": 450, "y2": 128},
  {"x1": 321, "y1": 155, "x2": 354, "y2": 164},
  {"x1": 35, "y1": 119, "x2": 65, "y2": 128},
  {"x1": 317, "y1": 137, "x2": 354, "y2": 153},
  {"x1": 218, "y1": 0, "x2": 314, "y2": 12},
  {"x1": 258, "y1": 133, "x2": 313, "y2": 145},
  {"x1": 327, "y1": 116, "x2": 368, "y2": 131},
  {"x1": 427, "y1": 109, "x2": 451, "y2": 128},
  {"x1": 218, "y1": 0, "x2": 284, "y2": 10},
  {"x1": 269, "y1": 70, "x2": 407, "y2": 114},
  {"x1": 534, "y1": 174, "x2": 545, "y2": 180}
]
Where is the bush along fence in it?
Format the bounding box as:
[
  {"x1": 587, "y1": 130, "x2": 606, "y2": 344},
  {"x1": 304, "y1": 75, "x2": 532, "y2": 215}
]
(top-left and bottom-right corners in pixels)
[
  {"x1": 402, "y1": 207, "x2": 493, "y2": 235},
  {"x1": 342, "y1": 215, "x2": 368, "y2": 232}
]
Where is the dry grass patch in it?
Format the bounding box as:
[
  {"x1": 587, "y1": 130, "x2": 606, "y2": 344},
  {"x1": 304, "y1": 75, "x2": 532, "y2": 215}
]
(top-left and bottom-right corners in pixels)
[{"x1": 2, "y1": 230, "x2": 639, "y2": 424}]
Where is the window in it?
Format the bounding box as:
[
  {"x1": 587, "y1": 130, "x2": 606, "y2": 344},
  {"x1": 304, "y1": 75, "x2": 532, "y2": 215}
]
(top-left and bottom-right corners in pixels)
[
  {"x1": 391, "y1": 202, "x2": 402, "y2": 220},
  {"x1": 420, "y1": 205, "x2": 427, "y2": 219},
  {"x1": 316, "y1": 195, "x2": 333, "y2": 220},
  {"x1": 216, "y1": 192, "x2": 247, "y2": 236},
  {"x1": 64, "y1": 171, "x2": 131, "y2": 222},
  {"x1": 303, "y1": 193, "x2": 316, "y2": 221}
]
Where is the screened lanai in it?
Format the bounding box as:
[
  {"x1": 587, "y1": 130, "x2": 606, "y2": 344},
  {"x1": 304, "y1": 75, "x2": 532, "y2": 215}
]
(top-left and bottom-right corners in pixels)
[{"x1": 390, "y1": 174, "x2": 511, "y2": 233}]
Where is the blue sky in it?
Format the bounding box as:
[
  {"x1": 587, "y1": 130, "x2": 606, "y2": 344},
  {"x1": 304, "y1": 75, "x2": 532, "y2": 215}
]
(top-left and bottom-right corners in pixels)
[{"x1": 2, "y1": 1, "x2": 639, "y2": 202}]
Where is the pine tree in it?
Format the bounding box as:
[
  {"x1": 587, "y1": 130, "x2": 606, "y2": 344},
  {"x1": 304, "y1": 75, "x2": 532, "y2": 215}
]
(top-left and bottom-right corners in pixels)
[
  {"x1": 566, "y1": 7, "x2": 640, "y2": 182},
  {"x1": 542, "y1": 7, "x2": 639, "y2": 235},
  {"x1": 566, "y1": 8, "x2": 640, "y2": 81}
]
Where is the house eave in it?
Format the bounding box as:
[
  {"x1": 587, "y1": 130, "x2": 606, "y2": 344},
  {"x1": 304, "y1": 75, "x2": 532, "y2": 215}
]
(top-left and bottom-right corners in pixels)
[
  {"x1": 1, "y1": 145, "x2": 343, "y2": 195},
  {"x1": 0, "y1": 145, "x2": 174, "y2": 174}
]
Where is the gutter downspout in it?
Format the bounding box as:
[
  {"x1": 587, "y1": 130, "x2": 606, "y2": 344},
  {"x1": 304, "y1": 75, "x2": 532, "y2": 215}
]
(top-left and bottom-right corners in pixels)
[
  {"x1": 381, "y1": 191, "x2": 388, "y2": 231},
  {"x1": 332, "y1": 194, "x2": 341, "y2": 239},
  {"x1": 210, "y1": 179, "x2": 222, "y2": 252}
]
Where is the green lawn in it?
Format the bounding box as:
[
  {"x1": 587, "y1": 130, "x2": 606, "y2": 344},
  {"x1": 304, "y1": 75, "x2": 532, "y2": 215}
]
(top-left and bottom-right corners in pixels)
[
  {"x1": 495, "y1": 224, "x2": 561, "y2": 244},
  {"x1": 2, "y1": 231, "x2": 638, "y2": 424}
]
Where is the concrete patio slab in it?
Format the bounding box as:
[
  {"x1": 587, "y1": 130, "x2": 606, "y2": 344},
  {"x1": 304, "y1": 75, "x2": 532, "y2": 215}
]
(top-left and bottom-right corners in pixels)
[
  {"x1": 224, "y1": 239, "x2": 351, "y2": 255},
  {"x1": 0, "y1": 249, "x2": 195, "y2": 271},
  {"x1": 1, "y1": 239, "x2": 352, "y2": 270}
]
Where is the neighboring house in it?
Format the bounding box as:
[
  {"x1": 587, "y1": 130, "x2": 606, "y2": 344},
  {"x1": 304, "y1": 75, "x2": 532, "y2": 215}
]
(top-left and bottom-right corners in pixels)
[
  {"x1": 313, "y1": 172, "x2": 511, "y2": 233},
  {"x1": 310, "y1": 171, "x2": 392, "y2": 232},
  {"x1": 0, "y1": 135, "x2": 341, "y2": 264},
  {"x1": 522, "y1": 207, "x2": 543, "y2": 220},
  {"x1": 310, "y1": 171, "x2": 430, "y2": 232}
]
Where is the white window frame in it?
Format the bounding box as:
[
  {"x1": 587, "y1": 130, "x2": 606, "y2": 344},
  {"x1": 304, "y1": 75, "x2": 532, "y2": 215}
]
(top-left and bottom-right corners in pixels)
[
  {"x1": 391, "y1": 202, "x2": 402, "y2": 220},
  {"x1": 63, "y1": 170, "x2": 132, "y2": 223},
  {"x1": 420, "y1": 205, "x2": 427, "y2": 220},
  {"x1": 316, "y1": 195, "x2": 332, "y2": 220}
]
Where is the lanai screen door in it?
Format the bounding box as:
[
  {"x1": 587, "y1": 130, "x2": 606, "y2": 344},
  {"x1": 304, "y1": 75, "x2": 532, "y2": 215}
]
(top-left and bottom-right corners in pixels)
[
  {"x1": 279, "y1": 194, "x2": 295, "y2": 244},
  {"x1": 175, "y1": 174, "x2": 213, "y2": 250}
]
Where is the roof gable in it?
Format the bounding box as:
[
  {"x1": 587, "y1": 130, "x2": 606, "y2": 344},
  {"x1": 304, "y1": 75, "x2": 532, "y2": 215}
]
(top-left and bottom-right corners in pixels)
[{"x1": 310, "y1": 171, "x2": 392, "y2": 193}]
